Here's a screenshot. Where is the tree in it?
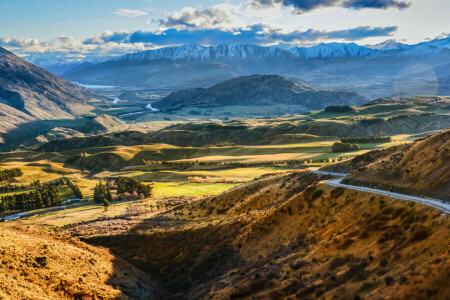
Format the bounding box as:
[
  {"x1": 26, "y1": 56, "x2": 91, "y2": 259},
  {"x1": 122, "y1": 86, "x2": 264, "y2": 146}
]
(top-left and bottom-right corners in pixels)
[
  {"x1": 105, "y1": 180, "x2": 113, "y2": 202},
  {"x1": 94, "y1": 180, "x2": 105, "y2": 203},
  {"x1": 103, "y1": 198, "x2": 110, "y2": 209}
]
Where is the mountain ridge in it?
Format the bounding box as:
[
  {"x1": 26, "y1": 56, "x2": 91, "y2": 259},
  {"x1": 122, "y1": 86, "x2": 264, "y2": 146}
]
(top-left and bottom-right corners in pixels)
[{"x1": 0, "y1": 46, "x2": 102, "y2": 120}]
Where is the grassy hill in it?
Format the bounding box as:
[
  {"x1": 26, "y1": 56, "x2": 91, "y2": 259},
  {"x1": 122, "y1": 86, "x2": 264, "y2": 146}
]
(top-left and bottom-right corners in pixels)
[
  {"x1": 59, "y1": 171, "x2": 450, "y2": 299},
  {"x1": 343, "y1": 129, "x2": 450, "y2": 200},
  {"x1": 0, "y1": 225, "x2": 163, "y2": 299}
]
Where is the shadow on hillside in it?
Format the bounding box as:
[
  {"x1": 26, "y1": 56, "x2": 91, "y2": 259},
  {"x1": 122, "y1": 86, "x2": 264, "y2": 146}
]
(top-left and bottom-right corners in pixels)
[
  {"x1": 1, "y1": 118, "x2": 90, "y2": 150},
  {"x1": 83, "y1": 212, "x2": 248, "y2": 298}
]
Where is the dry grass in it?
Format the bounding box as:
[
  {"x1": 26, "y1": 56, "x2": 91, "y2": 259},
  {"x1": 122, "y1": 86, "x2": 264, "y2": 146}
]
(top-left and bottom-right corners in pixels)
[{"x1": 57, "y1": 170, "x2": 450, "y2": 299}]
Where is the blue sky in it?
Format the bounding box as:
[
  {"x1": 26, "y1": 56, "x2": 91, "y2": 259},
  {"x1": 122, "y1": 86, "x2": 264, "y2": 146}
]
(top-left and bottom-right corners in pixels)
[{"x1": 1, "y1": 0, "x2": 449, "y2": 59}]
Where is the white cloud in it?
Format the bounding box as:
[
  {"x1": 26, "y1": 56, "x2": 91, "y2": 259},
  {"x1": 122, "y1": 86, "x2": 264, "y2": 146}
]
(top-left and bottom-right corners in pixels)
[
  {"x1": 112, "y1": 8, "x2": 148, "y2": 17},
  {"x1": 0, "y1": 35, "x2": 157, "y2": 61},
  {"x1": 160, "y1": 4, "x2": 247, "y2": 30}
]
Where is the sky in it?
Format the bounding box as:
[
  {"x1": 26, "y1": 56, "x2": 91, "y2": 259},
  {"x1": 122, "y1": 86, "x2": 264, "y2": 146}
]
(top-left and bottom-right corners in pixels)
[{"x1": 0, "y1": 0, "x2": 448, "y2": 60}]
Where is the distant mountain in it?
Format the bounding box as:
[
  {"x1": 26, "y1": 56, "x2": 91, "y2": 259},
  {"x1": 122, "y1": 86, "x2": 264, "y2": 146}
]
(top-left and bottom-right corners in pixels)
[
  {"x1": 23, "y1": 53, "x2": 78, "y2": 75},
  {"x1": 117, "y1": 43, "x2": 298, "y2": 63},
  {"x1": 418, "y1": 36, "x2": 450, "y2": 49},
  {"x1": 153, "y1": 74, "x2": 366, "y2": 110},
  {"x1": 364, "y1": 39, "x2": 411, "y2": 51},
  {"x1": 0, "y1": 46, "x2": 101, "y2": 120},
  {"x1": 61, "y1": 37, "x2": 450, "y2": 96},
  {"x1": 289, "y1": 42, "x2": 381, "y2": 60}
]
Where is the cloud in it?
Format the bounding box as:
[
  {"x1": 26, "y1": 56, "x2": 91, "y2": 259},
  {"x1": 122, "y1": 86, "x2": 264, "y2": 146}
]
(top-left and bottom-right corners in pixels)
[
  {"x1": 344, "y1": 0, "x2": 410, "y2": 9},
  {"x1": 160, "y1": 4, "x2": 244, "y2": 30},
  {"x1": 249, "y1": 0, "x2": 410, "y2": 13},
  {"x1": 0, "y1": 24, "x2": 397, "y2": 60},
  {"x1": 128, "y1": 25, "x2": 397, "y2": 45},
  {"x1": 83, "y1": 31, "x2": 131, "y2": 45},
  {"x1": 0, "y1": 35, "x2": 155, "y2": 60},
  {"x1": 112, "y1": 8, "x2": 148, "y2": 17}
]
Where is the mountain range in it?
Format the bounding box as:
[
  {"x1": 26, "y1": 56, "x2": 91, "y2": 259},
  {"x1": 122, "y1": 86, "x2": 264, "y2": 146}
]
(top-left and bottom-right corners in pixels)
[
  {"x1": 26, "y1": 37, "x2": 450, "y2": 77},
  {"x1": 58, "y1": 37, "x2": 450, "y2": 97}
]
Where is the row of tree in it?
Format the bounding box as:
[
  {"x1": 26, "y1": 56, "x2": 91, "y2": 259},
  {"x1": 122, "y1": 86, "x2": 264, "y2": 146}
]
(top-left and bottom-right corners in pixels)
[
  {"x1": 0, "y1": 168, "x2": 23, "y2": 182},
  {"x1": 332, "y1": 142, "x2": 360, "y2": 153},
  {"x1": 0, "y1": 180, "x2": 42, "y2": 193},
  {"x1": 324, "y1": 105, "x2": 355, "y2": 113},
  {"x1": 0, "y1": 186, "x2": 60, "y2": 214},
  {"x1": 341, "y1": 136, "x2": 391, "y2": 144}
]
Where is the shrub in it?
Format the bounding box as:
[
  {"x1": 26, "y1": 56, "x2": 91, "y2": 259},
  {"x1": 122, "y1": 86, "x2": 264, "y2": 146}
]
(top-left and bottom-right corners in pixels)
[
  {"x1": 410, "y1": 226, "x2": 431, "y2": 242},
  {"x1": 384, "y1": 276, "x2": 394, "y2": 286},
  {"x1": 311, "y1": 189, "x2": 324, "y2": 200}
]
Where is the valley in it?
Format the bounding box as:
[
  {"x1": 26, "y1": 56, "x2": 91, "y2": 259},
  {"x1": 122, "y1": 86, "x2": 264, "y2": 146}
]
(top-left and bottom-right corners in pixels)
[{"x1": 0, "y1": 26, "x2": 449, "y2": 299}]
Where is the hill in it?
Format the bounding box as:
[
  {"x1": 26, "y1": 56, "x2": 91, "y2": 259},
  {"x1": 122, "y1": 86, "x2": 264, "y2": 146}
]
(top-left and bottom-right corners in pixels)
[
  {"x1": 153, "y1": 75, "x2": 366, "y2": 111},
  {"x1": 37, "y1": 112, "x2": 449, "y2": 152},
  {"x1": 80, "y1": 114, "x2": 127, "y2": 134},
  {"x1": 0, "y1": 103, "x2": 48, "y2": 145},
  {"x1": 0, "y1": 225, "x2": 163, "y2": 299},
  {"x1": 343, "y1": 130, "x2": 450, "y2": 200},
  {"x1": 63, "y1": 170, "x2": 450, "y2": 299},
  {"x1": 0, "y1": 46, "x2": 101, "y2": 120}
]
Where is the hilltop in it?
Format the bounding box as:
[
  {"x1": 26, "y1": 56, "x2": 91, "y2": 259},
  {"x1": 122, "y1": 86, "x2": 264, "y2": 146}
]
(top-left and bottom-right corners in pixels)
[{"x1": 153, "y1": 75, "x2": 366, "y2": 111}]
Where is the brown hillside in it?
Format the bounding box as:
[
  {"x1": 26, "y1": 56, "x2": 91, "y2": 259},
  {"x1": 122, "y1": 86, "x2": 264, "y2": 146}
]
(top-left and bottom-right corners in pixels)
[
  {"x1": 63, "y1": 171, "x2": 450, "y2": 299},
  {"x1": 344, "y1": 129, "x2": 450, "y2": 200},
  {"x1": 0, "y1": 225, "x2": 163, "y2": 299}
]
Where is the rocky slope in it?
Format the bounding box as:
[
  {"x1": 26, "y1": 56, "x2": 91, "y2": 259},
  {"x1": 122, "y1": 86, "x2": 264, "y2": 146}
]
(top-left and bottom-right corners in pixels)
[
  {"x1": 343, "y1": 130, "x2": 450, "y2": 200},
  {"x1": 0, "y1": 46, "x2": 101, "y2": 120},
  {"x1": 153, "y1": 75, "x2": 366, "y2": 110}
]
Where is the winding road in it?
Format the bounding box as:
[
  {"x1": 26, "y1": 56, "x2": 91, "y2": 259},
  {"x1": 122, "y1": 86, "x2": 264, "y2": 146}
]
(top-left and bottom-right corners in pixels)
[{"x1": 311, "y1": 170, "x2": 450, "y2": 214}]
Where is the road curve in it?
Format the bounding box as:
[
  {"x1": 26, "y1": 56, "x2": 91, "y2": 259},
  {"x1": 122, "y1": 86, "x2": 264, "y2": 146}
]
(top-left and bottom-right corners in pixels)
[{"x1": 311, "y1": 170, "x2": 450, "y2": 214}]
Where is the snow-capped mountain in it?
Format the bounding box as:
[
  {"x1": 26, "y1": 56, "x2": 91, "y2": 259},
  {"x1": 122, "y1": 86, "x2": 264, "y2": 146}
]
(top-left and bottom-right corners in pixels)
[
  {"x1": 365, "y1": 39, "x2": 411, "y2": 51},
  {"x1": 23, "y1": 53, "x2": 68, "y2": 66},
  {"x1": 118, "y1": 43, "x2": 297, "y2": 63},
  {"x1": 418, "y1": 36, "x2": 450, "y2": 49},
  {"x1": 116, "y1": 37, "x2": 450, "y2": 64},
  {"x1": 288, "y1": 42, "x2": 381, "y2": 60},
  {"x1": 22, "y1": 53, "x2": 77, "y2": 75}
]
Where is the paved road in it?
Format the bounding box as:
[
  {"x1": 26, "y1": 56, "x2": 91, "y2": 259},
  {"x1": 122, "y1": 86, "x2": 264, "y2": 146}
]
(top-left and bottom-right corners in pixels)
[{"x1": 311, "y1": 170, "x2": 450, "y2": 214}]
